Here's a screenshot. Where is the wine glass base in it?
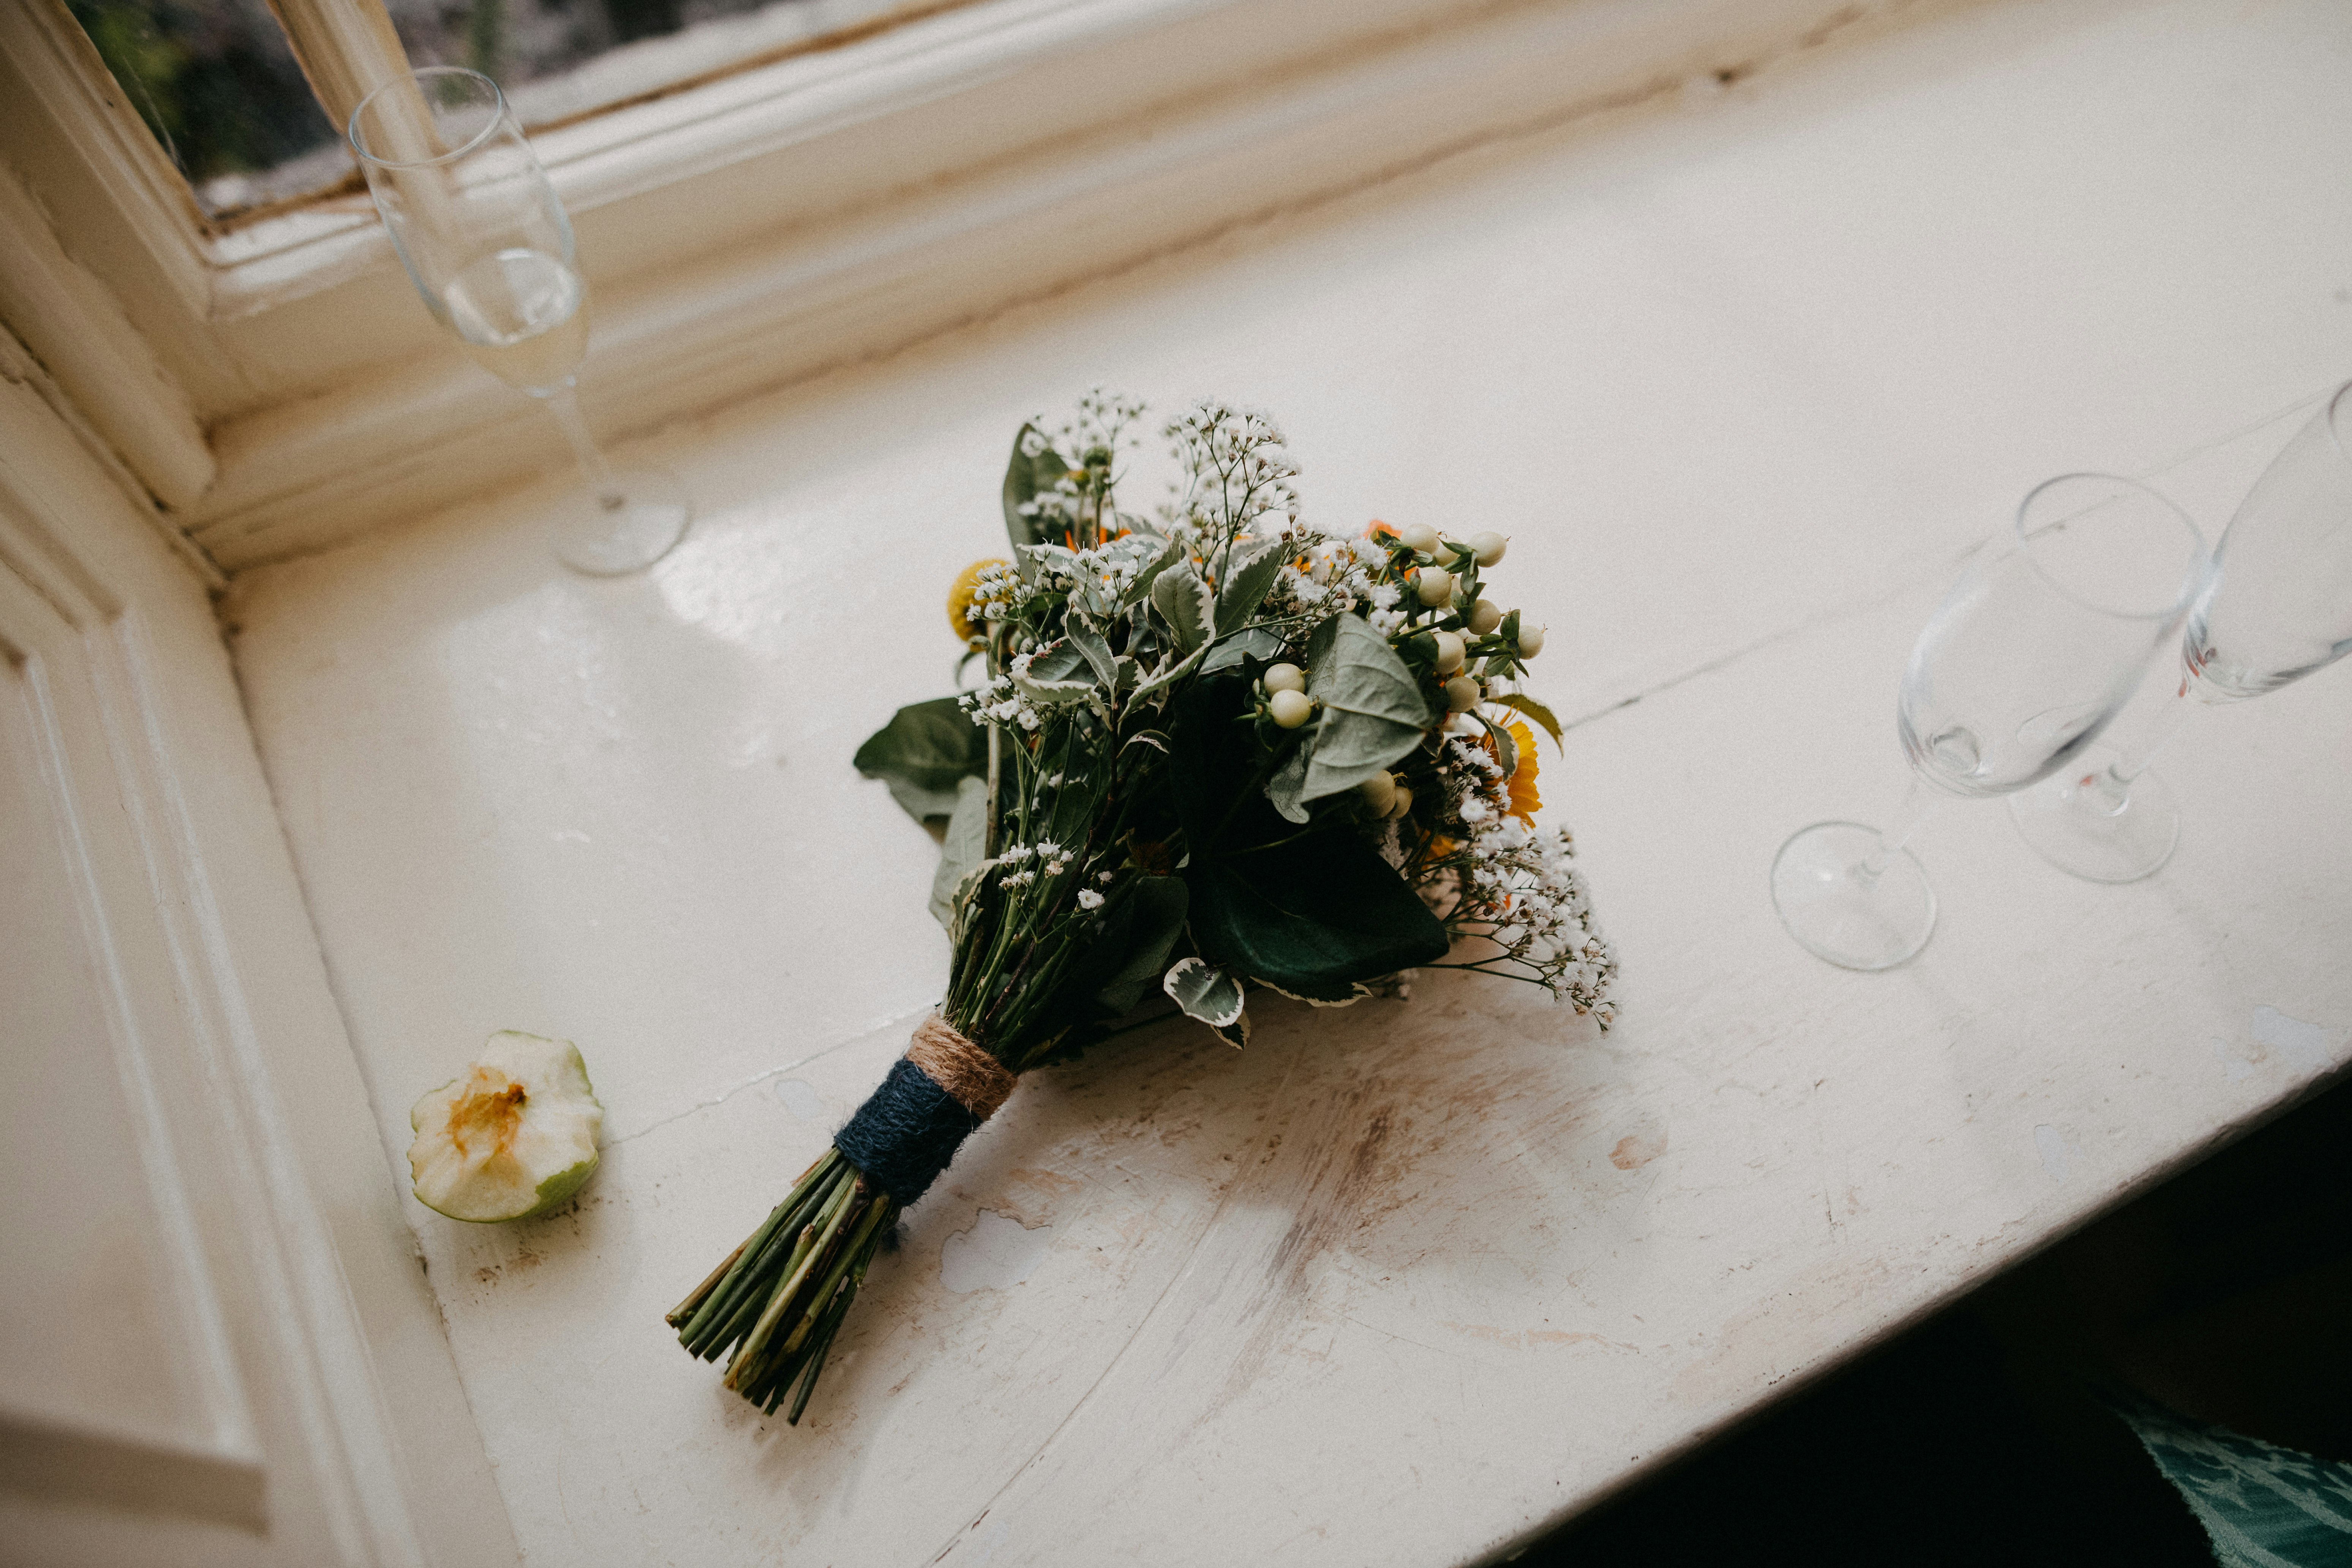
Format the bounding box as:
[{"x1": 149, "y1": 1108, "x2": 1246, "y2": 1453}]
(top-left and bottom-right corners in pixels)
[
  {"x1": 1771, "y1": 821, "x2": 1937, "y2": 971},
  {"x1": 2007, "y1": 750, "x2": 2180, "y2": 883},
  {"x1": 553, "y1": 467, "x2": 690, "y2": 576}
]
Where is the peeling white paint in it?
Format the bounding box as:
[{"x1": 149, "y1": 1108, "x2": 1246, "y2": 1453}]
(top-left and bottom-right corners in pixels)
[
  {"x1": 2213, "y1": 1037, "x2": 2257, "y2": 1082},
  {"x1": 2033, "y1": 1125, "x2": 2076, "y2": 1183},
  {"x1": 2250, "y1": 1006, "x2": 2337, "y2": 1072},
  {"x1": 941, "y1": 1210, "x2": 1053, "y2": 1295}
]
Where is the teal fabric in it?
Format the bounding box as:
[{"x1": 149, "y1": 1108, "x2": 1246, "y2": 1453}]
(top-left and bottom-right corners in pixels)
[{"x1": 2116, "y1": 1400, "x2": 2352, "y2": 1568}]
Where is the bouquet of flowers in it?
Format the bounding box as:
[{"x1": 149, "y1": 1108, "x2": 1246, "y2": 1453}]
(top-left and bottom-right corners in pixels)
[{"x1": 666, "y1": 394, "x2": 1615, "y2": 1421}]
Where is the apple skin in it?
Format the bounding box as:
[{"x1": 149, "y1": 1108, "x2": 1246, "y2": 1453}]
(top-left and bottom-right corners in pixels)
[{"x1": 409, "y1": 1031, "x2": 604, "y2": 1223}]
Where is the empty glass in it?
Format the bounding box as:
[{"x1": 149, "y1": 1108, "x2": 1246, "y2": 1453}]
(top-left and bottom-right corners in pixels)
[
  {"x1": 2011, "y1": 383, "x2": 2352, "y2": 881},
  {"x1": 349, "y1": 67, "x2": 689, "y2": 575},
  {"x1": 1773, "y1": 475, "x2": 2208, "y2": 969}
]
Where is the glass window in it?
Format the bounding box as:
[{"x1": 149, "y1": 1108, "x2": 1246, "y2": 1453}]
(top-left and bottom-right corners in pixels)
[
  {"x1": 68, "y1": 0, "x2": 352, "y2": 220},
  {"x1": 387, "y1": 0, "x2": 939, "y2": 127},
  {"x1": 67, "y1": 0, "x2": 952, "y2": 224}
]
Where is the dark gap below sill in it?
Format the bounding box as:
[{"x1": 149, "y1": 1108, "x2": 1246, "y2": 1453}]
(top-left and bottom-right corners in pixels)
[{"x1": 1516, "y1": 1071, "x2": 2352, "y2": 1567}]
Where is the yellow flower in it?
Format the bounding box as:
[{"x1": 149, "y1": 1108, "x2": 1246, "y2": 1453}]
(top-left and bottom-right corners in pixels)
[
  {"x1": 947, "y1": 558, "x2": 1010, "y2": 645},
  {"x1": 1495, "y1": 719, "x2": 1541, "y2": 824}
]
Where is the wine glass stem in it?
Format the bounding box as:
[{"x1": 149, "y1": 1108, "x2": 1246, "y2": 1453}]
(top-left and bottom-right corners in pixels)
[
  {"x1": 1859, "y1": 778, "x2": 1940, "y2": 879},
  {"x1": 2079, "y1": 668, "x2": 2204, "y2": 812},
  {"x1": 535, "y1": 379, "x2": 626, "y2": 511}
]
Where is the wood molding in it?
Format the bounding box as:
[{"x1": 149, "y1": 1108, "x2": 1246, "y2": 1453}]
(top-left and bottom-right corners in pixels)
[
  {"x1": 183, "y1": 0, "x2": 1921, "y2": 568},
  {"x1": 0, "y1": 163, "x2": 216, "y2": 512},
  {"x1": 0, "y1": 375, "x2": 517, "y2": 1564},
  {"x1": 0, "y1": 1412, "x2": 267, "y2": 1532}
]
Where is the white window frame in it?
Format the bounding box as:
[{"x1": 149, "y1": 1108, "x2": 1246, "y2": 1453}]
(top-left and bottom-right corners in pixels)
[{"x1": 2, "y1": 0, "x2": 1907, "y2": 570}]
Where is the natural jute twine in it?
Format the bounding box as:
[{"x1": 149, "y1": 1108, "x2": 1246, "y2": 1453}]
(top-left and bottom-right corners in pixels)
[
  {"x1": 830, "y1": 1015, "x2": 1016, "y2": 1208},
  {"x1": 904, "y1": 1014, "x2": 1016, "y2": 1118}
]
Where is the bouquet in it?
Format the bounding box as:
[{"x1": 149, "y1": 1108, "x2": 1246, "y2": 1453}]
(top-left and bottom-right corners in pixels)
[{"x1": 666, "y1": 394, "x2": 1615, "y2": 1421}]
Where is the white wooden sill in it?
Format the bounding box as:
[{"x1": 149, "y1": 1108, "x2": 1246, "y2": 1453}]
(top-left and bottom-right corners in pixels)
[
  {"x1": 150, "y1": 0, "x2": 1905, "y2": 567},
  {"x1": 219, "y1": 0, "x2": 2352, "y2": 1562}
]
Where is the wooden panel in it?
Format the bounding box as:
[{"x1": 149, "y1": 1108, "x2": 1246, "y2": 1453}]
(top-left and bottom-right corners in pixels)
[
  {"x1": 0, "y1": 512, "x2": 266, "y2": 1532},
  {"x1": 0, "y1": 356, "x2": 518, "y2": 1565}
]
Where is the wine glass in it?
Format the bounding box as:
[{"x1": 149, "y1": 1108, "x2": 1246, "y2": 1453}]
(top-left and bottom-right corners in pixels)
[
  {"x1": 2010, "y1": 382, "x2": 2352, "y2": 881},
  {"x1": 348, "y1": 67, "x2": 689, "y2": 576},
  {"x1": 1772, "y1": 474, "x2": 2208, "y2": 970}
]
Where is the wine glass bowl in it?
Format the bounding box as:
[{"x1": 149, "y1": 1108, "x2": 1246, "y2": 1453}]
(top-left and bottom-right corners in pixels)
[
  {"x1": 349, "y1": 68, "x2": 688, "y2": 576},
  {"x1": 2183, "y1": 383, "x2": 2352, "y2": 700},
  {"x1": 1899, "y1": 475, "x2": 2210, "y2": 796},
  {"x1": 2012, "y1": 381, "x2": 2352, "y2": 882},
  {"x1": 1774, "y1": 474, "x2": 2207, "y2": 969}
]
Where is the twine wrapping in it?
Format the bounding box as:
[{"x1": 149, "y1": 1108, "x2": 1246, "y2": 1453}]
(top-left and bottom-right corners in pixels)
[{"x1": 832, "y1": 1016, "x2": 1016, "y2": 1208}]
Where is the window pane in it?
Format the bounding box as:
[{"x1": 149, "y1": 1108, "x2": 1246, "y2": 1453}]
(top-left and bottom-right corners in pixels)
[
  {"x1": 68, "y1": 0, "x2": 354, "y2": 220},
  {"x1": 386, "y1": 0, "x2": 938, "y2": 127}
]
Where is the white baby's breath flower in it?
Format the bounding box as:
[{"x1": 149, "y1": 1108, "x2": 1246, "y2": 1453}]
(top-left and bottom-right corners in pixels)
[{"x1": 1076, "y1": 888, "x2": 1105, "y2": 910}]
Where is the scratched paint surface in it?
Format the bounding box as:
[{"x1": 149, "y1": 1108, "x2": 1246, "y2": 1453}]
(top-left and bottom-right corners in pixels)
[{"x1": 229, "y1": 1, "x2": 2352, "y2": 1563}]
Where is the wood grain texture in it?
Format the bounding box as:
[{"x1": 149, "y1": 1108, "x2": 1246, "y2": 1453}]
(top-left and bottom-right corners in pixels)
[{"x1": 224, "y1": 0, "x2": 2352, "y2": 1562}]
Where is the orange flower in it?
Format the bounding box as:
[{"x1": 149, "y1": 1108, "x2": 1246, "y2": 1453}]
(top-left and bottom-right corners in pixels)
[
  {"x1": 946, "y1": 558, "x2": 1008, "y2": 644},
  {"x1": 1492, "y1": 720, "x2": 1541, "y2": 824},
  {"x1": 1363, "y1": 518, "x2": 1398, "y2": 540}
]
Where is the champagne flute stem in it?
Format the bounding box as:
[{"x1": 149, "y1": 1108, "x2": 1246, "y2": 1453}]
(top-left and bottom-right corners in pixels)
[
  {"x1": 1858, "y1": 779, "x2": 1940, "y2": 879},
  {"x1": 2102, "y1": 673, "x2": 2203, "y2": 791},
  {"x1": 535, "y1": 379, "x2": 626, "y2": 511}
]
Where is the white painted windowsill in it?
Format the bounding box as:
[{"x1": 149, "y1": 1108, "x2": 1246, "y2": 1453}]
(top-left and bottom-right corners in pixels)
[
  {"x1": 180, "y1": 0, "x2": 1907, "y2": 568},
  {"x1": 225, "y1": 1, "x2": 2352, "y2": 1564}
]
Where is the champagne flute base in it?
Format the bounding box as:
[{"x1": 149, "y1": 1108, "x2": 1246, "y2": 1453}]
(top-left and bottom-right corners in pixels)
[
  {"x1": 1771, "y1": 821, "x2": 1936, "y2": 971},
  {"x1": 553, "y1": 467, "x2": 690, "y2": 577},
  {"x1": 2007, "y1": 748, "x2": 2180, "y2": 883}
]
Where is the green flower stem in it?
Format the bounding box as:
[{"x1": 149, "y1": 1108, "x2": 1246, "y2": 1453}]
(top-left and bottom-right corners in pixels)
[
  {"x1": 671, "y1": 1148, "x2": 839, "y2": 1347},
  {"x1": 785, "y1": 1281, "x2": 857, "y2": 1424},
  {"x1": 682, "y1": 1156, "x2": 844, "y2": 1358},
  {"x1": 722, "y1": 1169, "x2": 857, "y2": 1392}
]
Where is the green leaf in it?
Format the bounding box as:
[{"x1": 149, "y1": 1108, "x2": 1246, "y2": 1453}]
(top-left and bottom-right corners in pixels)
[
  {"x1": 1067, "y1": 624, "x2": 1118, "y2": 689},
  {"x1": 1013, "y1": 640, "x2": 1101, "y2": 707},
  {"x1": 1298, "y1": 614, "x2": 1432, "y2": 803},
  {"x1": 1130, "y1": 635, "x2": 1212, "y2": 707},
  {"x1": 1151, "y1": 560, "x2": 1212, "y2": 654},
  {"x1": 1023, "y1": 642, "x2": 1091, "y2": 683},
  {"x1": 1122, "y1": 534, "x2": 1183, "y2": 611},
  {"x1": 1490, "y1": 691, "x2": 1564, "y2": 751},
  {"x1": 1476, "y1": 710, "x2": 1517, "y2": 784},
  {"x1": 1002, "y1": 425, "x2": 1069, "y2": 549},
  {"x1": 1265, "y1": 738, "x2": 1311, "y2": 825},
  {"x1": 1214, "y1": 540, "x2": 1288, "y2": 637},
  {"x1": 1201, "y1": 624, "x2": 1286, "y2": 673},
  {"x1": 1187, "y1": 828, "x2": 1449, "y2": 1002},
  {"x1": 853, "y1": 696, "x2": 987, "y2": 822},
  {"x1": 1163, "y1": 957, "x2": 1245, "y2": 1030},
  {"x1": 929, "y1": 775, "x2": 991, "y2": 929},
  {"x1": 1095, "y1": 876, "x2": 1189, "y2": 1015}
]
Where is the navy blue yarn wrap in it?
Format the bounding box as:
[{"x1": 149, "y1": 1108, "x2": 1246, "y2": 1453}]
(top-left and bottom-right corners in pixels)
[{"x1": 833, "y1": 1057, "x2": 983, "y2": 1208}]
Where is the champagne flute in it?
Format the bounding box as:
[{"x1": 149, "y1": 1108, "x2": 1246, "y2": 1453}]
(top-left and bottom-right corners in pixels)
[
  {"x1": 348, "y1": 67, "x2": 689, "y2": 576},
  {"x1": 2010, "y1": 382, "x2": 2352, "y2": 881},
  {"x1": 1772, "y1": 475, "x2": 2207, "y2": 970}
]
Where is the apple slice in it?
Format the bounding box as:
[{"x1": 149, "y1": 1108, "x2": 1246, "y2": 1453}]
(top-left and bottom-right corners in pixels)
[{"x1": 408, "y1": 1031, "x2": 603, "y2": 1222}]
